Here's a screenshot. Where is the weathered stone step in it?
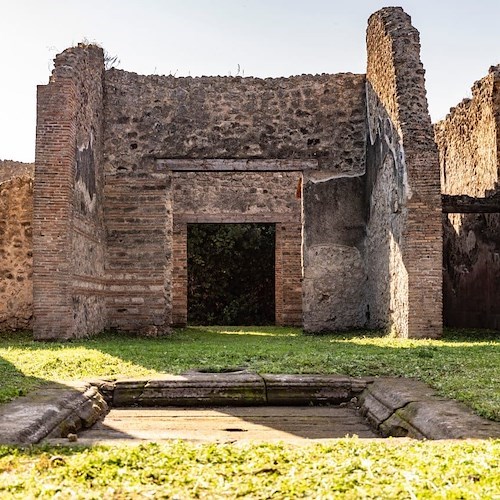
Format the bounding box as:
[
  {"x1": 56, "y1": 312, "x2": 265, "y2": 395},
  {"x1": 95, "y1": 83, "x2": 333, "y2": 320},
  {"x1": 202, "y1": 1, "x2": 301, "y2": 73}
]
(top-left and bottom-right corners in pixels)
[
  {"x1": 358, "y1": 378, "x2": 500, "y2": 440},
  {"x1": 111, "y1": 373, "x2": 370, "y2": 407}
]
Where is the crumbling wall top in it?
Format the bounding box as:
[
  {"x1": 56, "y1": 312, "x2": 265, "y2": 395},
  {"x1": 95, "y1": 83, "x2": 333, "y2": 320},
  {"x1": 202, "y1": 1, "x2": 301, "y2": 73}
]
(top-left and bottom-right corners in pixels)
[
  {"x1": 48, "y1": 44, "x2": 104, "y2": 83},
  {"x1": 0, "y1": 160, "x2": 34, "y2": 184}
]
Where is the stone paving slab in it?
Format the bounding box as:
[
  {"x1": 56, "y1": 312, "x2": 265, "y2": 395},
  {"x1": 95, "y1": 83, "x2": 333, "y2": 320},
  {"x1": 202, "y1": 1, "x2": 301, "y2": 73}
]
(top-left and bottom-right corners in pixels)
[{"x1": 45, "y1": 406, "x2": 379, "y2": 445}]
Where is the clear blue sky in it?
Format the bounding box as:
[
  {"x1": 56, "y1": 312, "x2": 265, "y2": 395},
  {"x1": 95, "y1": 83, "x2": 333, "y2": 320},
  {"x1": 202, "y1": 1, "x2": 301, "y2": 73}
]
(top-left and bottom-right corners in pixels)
[{"x1": 1, "y1": 0, "x2": 499, "y2": 162}]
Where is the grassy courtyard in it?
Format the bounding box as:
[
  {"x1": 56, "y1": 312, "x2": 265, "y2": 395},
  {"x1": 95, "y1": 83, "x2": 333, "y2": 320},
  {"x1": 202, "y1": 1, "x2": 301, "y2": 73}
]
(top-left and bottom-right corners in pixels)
[
  {"x1": 0, "y1": 326, "x2": 499, "y2": 420},
  {"x1": 0, "y1": 327, "x2": 499, "y2": 498}
]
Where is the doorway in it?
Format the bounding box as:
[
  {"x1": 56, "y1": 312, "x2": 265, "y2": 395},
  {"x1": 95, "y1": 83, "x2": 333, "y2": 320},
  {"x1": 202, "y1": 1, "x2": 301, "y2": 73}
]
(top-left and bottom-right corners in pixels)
[{"x1": 187, "y1": 223, "x2": 275, "y2": 325}]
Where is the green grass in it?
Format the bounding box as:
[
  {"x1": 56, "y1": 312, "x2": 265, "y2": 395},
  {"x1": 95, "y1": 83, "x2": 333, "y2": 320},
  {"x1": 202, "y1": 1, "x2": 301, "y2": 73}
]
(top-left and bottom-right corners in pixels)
[
  {"x1": 1, "y1": 327, "x2": 499, "y2": 498},
  {"x1": 0, "y1": 326, "x2": 499, "y2": 420},
  {"x1": 1, "y1": 440, "x2": 499, "y2": 498}
]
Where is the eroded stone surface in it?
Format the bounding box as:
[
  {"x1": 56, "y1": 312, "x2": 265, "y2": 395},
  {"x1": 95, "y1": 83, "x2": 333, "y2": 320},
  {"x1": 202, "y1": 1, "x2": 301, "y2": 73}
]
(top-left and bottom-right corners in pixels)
[
  {"x1": 263, "y1": 374, "x2": 360, "y2": 405},
  {"x1": 0, "y1": 382, "x2": 108, "y2": 444},
  {"x1": 359, "y1": 377, "x2": 500, "y2": 439},
  {"x1": 113, "y1": 373, "x2": 267, "y2": 407}
]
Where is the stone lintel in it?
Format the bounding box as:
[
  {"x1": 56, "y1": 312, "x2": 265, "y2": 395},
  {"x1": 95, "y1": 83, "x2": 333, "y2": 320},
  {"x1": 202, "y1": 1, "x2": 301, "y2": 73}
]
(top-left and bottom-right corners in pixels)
[{"x1": 173, "y1": 213, "x2": 299, "y2": 224}]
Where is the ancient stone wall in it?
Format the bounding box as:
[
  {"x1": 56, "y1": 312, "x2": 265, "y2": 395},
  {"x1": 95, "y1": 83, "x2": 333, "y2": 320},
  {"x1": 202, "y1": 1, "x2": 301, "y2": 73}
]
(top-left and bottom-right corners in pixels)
[
  {"x1": 103, "y1": 70, "x2": 366, "y2": 331},
  {"x1": 435, "y1": 68, "x2": 500, "y2": 329},
  {"x1": 103, "y1": 71, "x2": 366, "y2": 174},
  {"x1": 365, "y1": 8, "x2": 442, "y2": 338},
  {"x1": 25, "y1": 7, "x2": 448, "y2": 338},
  {"x1": 0, "y1": 168, "x2": 33, "y2": 330},
  {"x1": 34, "y1": 45, "x2": 106, "y2": 339}
]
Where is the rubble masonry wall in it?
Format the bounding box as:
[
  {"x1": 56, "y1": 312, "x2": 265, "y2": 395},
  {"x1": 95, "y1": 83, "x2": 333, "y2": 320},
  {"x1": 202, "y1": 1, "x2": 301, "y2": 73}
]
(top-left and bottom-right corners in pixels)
[
  {"x1": 0, "y1": 163, "x2": 33, "y2": 330},
  {"x1": 435, "y1": 69, "x2": 500, "y2": 329}
]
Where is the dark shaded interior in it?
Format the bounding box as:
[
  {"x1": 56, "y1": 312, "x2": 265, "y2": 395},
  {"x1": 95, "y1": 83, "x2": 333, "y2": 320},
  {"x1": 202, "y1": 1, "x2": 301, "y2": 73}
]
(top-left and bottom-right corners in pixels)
[{"x1": 187, "y1": 223, "x2": 275, "y2": 325}]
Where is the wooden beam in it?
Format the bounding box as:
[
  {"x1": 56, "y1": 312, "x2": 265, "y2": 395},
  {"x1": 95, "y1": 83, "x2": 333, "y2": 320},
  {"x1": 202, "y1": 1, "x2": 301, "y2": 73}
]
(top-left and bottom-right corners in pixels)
[
  {"x1": 442, "y1": 194, "x2": 500, "y2": 213},
  {"x1": 156, "y1": 159, "x2": 318, "y2": 171}
]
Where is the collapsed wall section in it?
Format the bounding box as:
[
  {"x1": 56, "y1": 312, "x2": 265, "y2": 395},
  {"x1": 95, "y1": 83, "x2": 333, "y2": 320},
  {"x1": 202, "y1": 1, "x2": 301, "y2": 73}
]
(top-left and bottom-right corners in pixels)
[
  {"x1": 34, "y1": 45, "x2": 106, "y2": 339},
  {"x1": 0, "y1": 168, "x2": 33, "y2": 331},
  {"x1": 435, "y1": 68, "x2": 500, "y2": 329},
  {"x1": 103, "y1": 71, "x2": 367, "y2": 331},
  {"x1": 365, "y1": 8, "x2": 442, "y2": 337}
]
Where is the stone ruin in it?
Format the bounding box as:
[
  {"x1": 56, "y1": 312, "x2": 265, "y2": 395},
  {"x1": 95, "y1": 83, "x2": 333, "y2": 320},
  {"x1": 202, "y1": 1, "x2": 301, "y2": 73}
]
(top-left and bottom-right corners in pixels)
[{"x1": 0, "y1": 7, "x2": 498, "y2": 340}]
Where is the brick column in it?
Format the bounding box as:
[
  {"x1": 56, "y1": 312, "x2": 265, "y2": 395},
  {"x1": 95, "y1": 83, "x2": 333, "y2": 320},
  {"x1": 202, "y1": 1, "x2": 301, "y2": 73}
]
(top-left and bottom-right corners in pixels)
[
  {"x1": 33, "y1": 79, "x2": 77, "y2": 339},
  {"x1": 275, "y1": 222, "x2": 303, "y2": 326},
  {"x1": 172, "y1": 222, "x2": 187, "y2": 326}
]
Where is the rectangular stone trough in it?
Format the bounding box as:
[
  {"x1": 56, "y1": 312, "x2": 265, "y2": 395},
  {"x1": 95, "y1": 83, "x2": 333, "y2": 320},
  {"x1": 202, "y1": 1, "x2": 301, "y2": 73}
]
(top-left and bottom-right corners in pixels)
[{"x1": 2, "y1": 375, "x2": 498, "y2": 445}]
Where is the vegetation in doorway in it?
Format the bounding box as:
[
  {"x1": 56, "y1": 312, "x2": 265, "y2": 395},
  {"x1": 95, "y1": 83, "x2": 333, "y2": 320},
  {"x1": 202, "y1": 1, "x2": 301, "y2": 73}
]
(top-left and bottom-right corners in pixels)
[{"x1": 187, "y1": 224, "x2": 275, "y2": 325}]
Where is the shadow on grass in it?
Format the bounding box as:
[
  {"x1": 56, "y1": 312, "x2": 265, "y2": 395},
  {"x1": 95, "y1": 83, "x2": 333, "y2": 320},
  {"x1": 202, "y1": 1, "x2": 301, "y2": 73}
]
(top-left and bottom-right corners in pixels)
[
  {"x1": 0, "y1": 327, "x2": 498, "y2": 422},
  {"x1": 0, "y1": 352, "x2": 44, "y2": 404}
]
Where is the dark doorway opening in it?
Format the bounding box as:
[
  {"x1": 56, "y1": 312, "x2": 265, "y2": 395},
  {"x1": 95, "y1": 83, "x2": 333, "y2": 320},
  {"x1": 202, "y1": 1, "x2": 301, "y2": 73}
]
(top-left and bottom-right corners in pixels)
[{"x1": 187, "y1": 223, "x2": 275, "y2": 325}]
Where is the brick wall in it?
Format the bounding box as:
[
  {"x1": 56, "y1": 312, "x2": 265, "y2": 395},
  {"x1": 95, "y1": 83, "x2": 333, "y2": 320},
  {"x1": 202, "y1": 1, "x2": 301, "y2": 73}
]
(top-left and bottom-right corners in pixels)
[
  {"x1": 171, "y1": 170, "x2": 302, "y2": 327},
  {"x1": 104, "y1": 162, "x2": 171, "y2": 332},
  {"x1": 0, "y1": 172, "x2": 33, "y2": 330},
  {"x1": 34, "y1": 45, "x2": 106, "y2": 339},
  {"x1": 365, "y1": 8, "x2": 442, "y2": 338},
  {"x1": 435, "y1": 68, "x2": 500, "y2": 329}
]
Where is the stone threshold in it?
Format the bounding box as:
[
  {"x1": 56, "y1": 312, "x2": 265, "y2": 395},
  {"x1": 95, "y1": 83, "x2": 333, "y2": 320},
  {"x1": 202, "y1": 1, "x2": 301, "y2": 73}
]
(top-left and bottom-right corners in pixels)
[{"x1": 0, "y1": 374, "x2": 498, "y2": 444}]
